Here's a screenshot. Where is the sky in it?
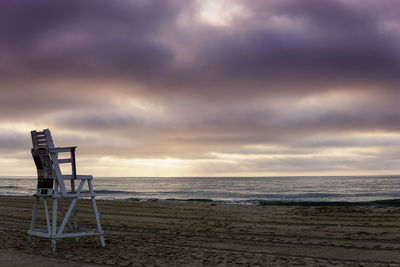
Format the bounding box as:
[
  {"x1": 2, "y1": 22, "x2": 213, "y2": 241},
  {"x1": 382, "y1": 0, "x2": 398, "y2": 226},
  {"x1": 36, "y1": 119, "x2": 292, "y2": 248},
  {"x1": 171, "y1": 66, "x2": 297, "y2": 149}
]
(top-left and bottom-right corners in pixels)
[{"x1": 1, "y1": 0, "x2": 400, "y2": 177}]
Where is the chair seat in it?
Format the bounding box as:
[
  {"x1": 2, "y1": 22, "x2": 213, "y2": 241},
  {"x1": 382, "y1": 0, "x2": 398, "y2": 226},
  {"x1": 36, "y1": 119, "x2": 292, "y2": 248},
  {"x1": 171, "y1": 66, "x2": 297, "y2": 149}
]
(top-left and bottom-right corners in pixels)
[{"x1": 62, "y1": 175, "x2": 93, "y2": 180}]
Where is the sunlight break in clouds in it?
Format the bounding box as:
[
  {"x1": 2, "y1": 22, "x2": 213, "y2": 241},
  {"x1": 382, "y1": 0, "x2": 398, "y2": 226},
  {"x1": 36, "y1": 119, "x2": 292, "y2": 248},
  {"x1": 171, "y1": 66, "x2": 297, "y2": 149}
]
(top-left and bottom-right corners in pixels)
[{"x1": 197, "y1": 0, "x2": 249, "y2": 26}]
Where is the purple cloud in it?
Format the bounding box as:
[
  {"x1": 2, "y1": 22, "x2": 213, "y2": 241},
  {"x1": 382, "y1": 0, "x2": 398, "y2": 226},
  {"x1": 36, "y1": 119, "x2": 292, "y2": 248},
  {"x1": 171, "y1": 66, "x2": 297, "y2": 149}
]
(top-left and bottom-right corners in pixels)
[{"x1": 1, "y1": 0, "x2": 400, "y2": 175}]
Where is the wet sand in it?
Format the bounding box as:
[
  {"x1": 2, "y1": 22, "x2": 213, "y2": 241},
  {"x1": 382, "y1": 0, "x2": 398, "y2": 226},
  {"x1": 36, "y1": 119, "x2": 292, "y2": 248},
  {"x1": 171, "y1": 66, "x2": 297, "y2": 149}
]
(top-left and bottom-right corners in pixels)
[{"x1": 1, "y1": 196, "x2": 400, "y2": 266}]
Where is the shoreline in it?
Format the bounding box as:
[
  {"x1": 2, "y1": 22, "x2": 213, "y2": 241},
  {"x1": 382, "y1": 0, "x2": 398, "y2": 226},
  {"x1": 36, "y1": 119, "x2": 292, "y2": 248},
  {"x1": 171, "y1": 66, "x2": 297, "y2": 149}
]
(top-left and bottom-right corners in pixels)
[
  {"x1": 3, "y1": 193, "x2": 400, "y2": 207},
  {"x1": 1, "y1": 195, "x2": 400, "y2": 265}
]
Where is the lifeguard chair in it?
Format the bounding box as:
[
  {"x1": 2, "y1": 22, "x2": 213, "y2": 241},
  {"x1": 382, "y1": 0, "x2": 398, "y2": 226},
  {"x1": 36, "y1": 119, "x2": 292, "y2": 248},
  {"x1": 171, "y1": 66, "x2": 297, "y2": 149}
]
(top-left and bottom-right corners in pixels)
[{"x1": 28, "y1": 129, "x2": 105, "y2": 252}]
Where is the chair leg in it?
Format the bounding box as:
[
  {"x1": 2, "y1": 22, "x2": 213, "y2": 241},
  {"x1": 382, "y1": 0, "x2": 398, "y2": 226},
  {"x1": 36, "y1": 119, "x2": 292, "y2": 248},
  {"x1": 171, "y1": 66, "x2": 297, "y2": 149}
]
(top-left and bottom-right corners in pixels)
[
  {"x1": 51, "y1": 198, "x2": 58, "y2": 253},
  {"x1": 100, "y1": 234, "x2": 105, "y2": 247},
  {"x1": 28, "y1": 197, "x2": 39, "y2": 244},
  {"x1": 91, "y1": 197, "x2": 105, "y2": 247},
  {"x1": 71, "y1": 179, "x2": 79, "y2": 241},
  {"x1": 73, "y1": 208, "x2": 79, "y2": 241},
  {"x1": 51, "y1": 239, "x2": 56, "y2": 253},
  {"x1": 43, "y1": 198, "x2": 51, "y2": 234}
]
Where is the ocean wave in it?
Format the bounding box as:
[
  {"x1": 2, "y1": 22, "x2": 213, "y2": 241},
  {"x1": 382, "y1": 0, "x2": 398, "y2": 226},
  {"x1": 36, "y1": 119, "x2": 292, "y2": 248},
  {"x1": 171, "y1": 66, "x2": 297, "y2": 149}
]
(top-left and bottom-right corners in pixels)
[
  {"x1": 116, "y1": 197, "x2": 400, "y2": 207},
  {"x1": 257, "y1": 199, "x2": 400, "y2": 207},
  {"x1": 95, "y1": 189, "x2": 135, "y2": 195},
  {"x1": 166, "y1": 198, "x2": 214, "y2": 203},
  {"x1": 2, "y1": 193, "x2": 400, "y2": 207},
  {"x1": 0, "y1": 186, "x2": 20, "y2": 189},
  {"x1": 0, "y1": 193, "x2": 31, "y2": 197}
]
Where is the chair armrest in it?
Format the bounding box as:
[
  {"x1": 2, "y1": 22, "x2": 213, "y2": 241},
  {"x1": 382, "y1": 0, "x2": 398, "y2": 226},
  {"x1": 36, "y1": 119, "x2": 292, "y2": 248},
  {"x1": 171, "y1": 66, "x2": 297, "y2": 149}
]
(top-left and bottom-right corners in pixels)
[
  {"x1": 50, "y1": 146, "x2": 77, "y2": 153},
  {"x1": 50, "y1": 147, "x2": 78, "y2": 179}
]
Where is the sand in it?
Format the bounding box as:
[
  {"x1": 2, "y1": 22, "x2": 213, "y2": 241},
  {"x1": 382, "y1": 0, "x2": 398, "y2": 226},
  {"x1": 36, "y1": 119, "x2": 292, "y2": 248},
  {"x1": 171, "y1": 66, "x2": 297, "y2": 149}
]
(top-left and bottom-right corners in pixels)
[{"x1": 1, "y1": 196, "x2": 400, "y2": 266}]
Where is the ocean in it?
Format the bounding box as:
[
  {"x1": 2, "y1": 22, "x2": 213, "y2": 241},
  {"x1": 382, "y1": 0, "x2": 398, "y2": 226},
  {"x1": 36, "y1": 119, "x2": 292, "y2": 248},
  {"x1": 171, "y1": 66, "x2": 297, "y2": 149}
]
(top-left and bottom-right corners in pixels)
[{"x1": 2, "y1": 176, "x2": 400, "y2": 206}]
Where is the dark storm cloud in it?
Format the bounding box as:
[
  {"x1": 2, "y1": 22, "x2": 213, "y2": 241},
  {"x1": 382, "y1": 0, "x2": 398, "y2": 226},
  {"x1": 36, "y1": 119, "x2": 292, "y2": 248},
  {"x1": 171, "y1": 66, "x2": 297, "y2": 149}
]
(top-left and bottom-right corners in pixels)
[
  {"x1": 200, "y1": 0, "x2": 400, "y2": 94},
  {"x1": 0, "y1": 0, "x2": 177, "y2": 81},
  {"x1": 0, "y1": 132, "x2": 29, "y2": 152},
  {"x1": 0, "y1": 0, "x2": 399, "y2": 97}
]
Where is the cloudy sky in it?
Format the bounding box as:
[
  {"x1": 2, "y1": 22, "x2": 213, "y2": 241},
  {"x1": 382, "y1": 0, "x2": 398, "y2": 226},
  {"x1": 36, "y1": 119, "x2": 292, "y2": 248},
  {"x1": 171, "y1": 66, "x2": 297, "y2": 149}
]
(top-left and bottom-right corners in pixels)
[{"x1": 1, "y1": 0, "x2": 400, "y2": 177}]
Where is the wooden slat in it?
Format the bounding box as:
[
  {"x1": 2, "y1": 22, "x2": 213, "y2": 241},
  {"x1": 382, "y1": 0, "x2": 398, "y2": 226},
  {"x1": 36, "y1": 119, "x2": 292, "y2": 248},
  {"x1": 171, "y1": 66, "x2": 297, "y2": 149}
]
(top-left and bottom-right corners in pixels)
[
  {"x1": 58, "y1": 158, "x2": 72, "y2": 164},
  {"x1": 27, "y1": 230, "x2": 51, "y2": 238},
  {"x1": 57, "y1": 198, "x2": 78, "y2": 235},
  {"x1": 58, "y1": 231, "x2": 101, "y2": 238},
  {"x1": 53, "y1": 193, "x2": 96, "y2": 198}
]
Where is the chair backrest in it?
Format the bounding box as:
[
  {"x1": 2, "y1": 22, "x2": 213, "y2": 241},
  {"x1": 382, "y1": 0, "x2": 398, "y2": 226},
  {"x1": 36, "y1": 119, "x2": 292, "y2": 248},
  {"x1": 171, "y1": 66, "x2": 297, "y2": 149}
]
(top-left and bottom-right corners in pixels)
[
  {"x1": 31, "y1": 129, "x2": 54, "y2": 149},
  {"x1": 31, "y1": 129, "x2": 55, "y2": 196}
]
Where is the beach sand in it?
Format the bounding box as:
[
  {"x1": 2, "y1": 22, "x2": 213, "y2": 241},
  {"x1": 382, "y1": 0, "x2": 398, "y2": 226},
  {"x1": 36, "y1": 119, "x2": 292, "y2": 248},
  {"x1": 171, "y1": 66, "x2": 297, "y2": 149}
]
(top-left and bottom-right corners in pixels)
[{"x1": 1, "y1": 196, "x2": 400, "y2": 266}]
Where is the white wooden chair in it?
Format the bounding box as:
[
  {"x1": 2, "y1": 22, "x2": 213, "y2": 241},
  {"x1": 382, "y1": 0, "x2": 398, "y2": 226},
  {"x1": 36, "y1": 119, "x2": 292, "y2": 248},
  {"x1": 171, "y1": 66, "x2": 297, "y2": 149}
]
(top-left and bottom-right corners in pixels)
[{"x1": 28, "y1": 129, "x2": 105, "y2": 252}]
